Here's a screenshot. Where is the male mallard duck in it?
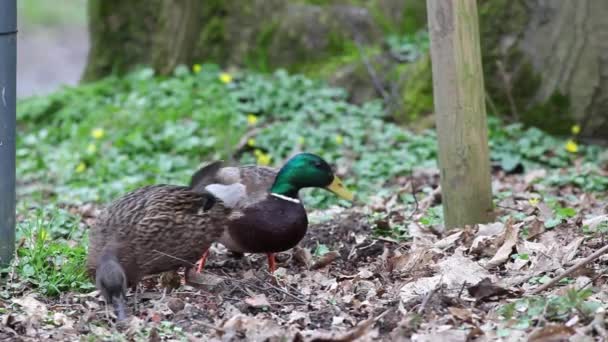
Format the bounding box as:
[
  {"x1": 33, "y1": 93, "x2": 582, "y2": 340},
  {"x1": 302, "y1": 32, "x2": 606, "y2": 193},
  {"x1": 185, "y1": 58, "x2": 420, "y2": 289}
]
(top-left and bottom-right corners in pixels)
[
  {"x1": 87, "y1": 184, "x2": 235, "y2": 320},
  {"x1": 189, "y1": 152, "x2": 354, "y2": 273}
]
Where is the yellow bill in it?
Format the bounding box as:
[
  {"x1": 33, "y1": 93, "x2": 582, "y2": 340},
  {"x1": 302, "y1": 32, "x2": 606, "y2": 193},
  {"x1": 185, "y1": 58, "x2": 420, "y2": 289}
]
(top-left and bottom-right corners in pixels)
[{"x1": 326, "y1": 175, "x2": 354, "y2": 201}]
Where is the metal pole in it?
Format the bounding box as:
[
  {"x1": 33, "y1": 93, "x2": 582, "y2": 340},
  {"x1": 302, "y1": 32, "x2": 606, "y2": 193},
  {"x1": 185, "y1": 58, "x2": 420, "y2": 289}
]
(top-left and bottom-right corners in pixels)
[{"x1": 0, "y1": 0, "x2": 17, "y2": 267}]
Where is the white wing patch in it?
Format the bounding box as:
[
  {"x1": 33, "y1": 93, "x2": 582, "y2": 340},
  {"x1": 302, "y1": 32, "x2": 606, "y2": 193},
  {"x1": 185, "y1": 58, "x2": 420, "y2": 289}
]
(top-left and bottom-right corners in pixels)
[{"x1": 205, "y1": 183, "x2": 247, "y2": 208}]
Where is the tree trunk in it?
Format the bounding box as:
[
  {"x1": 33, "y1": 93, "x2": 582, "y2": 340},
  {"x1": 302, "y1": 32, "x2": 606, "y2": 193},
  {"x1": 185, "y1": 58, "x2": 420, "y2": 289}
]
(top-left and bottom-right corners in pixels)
[
  {"x1": 479, "y1": 0, "x2": 608, "y2": 140},
  {"x1": 81, "y1": 0, "x2": 407, "y2": 81},
  {"x1": 82, "y1": 0, "x2": 202, "y2": 81},
  {"x1": 427, "y1": 0, "x2": 494, "y2": 228}
]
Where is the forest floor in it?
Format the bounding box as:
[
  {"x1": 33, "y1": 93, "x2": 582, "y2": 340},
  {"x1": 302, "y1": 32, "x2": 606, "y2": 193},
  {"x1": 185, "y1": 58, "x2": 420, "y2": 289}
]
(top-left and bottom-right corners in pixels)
[
  {"x1": 3, "y1": 57, "x2": 608, "y2": 341},
  {"x1": 2, "y1": 166, "x2": 607, "y2": 341}
]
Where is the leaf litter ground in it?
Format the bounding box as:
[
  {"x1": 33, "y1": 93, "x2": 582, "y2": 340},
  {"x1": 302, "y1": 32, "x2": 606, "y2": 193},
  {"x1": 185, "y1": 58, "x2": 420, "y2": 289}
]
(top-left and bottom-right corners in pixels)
[{"x1": 1, "y1": 167, "x2": 608, "y2": 341}]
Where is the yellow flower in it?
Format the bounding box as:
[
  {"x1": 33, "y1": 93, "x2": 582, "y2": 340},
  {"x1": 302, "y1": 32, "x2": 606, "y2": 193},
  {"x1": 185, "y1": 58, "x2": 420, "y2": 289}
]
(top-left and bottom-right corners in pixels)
[
  {"x1": 219, "y1": 72, "x2": 233, "y2": 84},
  {"x1": 75, "y1": 162, "x2": 87, "y2": 173},
  {"x1": 571, "y1": 124, "x2": 581, "y2": 135},
  {"x1": 256, "y1": 152, "x2": 271, "y2": 166},
  {"x1": 248, "y1": 138, "x2": 256, "y2": 147},
  {"x1": 192, "y1": 64, "x2": 202, "y2": 74},
  {"x1": 91, "y1": 128, "x2": 105, "y2": 139},
  {"x1": 335, "y1": 134, "x2": 344, "y2": 145},
  {"x1": 565, "y1": 139, "x2": 578, "y2": 153},
  {"x1": 38, "y1": 228, "x2": 48, "y2": 242},
  {"x1": 247, "y1": 114, "x2": 258, "y2": 126},
  {"x1": 297, "y1": 136, "x2": 305, "y2": 145},
  {"x1": 254, "y1": 149, "x2": 262, "y2": 156},
  {"x1": 87, "y1": 143, "x2": 97, "y2": 154},
  {"x1": 528, "y1": 197, "x2": 540, "y2": 206}
]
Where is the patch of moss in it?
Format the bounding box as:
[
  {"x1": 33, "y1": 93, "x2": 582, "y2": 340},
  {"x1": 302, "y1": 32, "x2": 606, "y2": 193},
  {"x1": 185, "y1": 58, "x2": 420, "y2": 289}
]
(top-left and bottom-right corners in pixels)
[
  {"x1": 398, "y1": 54, "x2": 433, "y2": 122},
  {"x1": 477, "y1": 0, "x2": 575, "y2": 135},
  {"x1": 195, "y1": 0, "x2": 229, "y2": 64},
  {"x1": 291, "y1": 40, "x2": 378, "y2": 80},
  {"x1": 524, "y1": 92, "x2": 574, "y2": 135},
  {"x1": 399, "y1": 1, "x2": 427, "y2": 35},
  {"x1": 245, "y1": 21, "x2": 280, "y2": 72},
  {"x1": 478, "y1": 0, "x2": 529, "y2": 116}
]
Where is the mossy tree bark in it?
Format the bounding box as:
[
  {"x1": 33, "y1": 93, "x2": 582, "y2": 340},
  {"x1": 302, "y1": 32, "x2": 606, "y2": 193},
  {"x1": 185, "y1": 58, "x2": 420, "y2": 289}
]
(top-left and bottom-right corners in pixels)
[
  {"x1": 479, "y1": 0, "x2": 608, "y2": 140},
  {"x1": 81, "y1": 0, "x2": 409, "y2": 81},
  {"x1": 82, "y1": 0, "x2": 203, "y2": 81}
]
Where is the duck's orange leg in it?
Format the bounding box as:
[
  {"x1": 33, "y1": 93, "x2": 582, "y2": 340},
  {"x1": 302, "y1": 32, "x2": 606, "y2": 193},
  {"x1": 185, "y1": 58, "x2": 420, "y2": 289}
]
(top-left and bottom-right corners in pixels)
[
  {"x1": 267, "y1": 253, "x2": 276, "y2": 273},
  {"x1": 196, "y1": 249, "x2": 210, "y2": 273}
]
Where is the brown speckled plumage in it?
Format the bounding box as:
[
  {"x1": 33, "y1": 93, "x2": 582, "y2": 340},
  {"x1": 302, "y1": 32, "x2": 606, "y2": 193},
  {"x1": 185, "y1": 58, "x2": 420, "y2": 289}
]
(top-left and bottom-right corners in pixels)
[{"x1": 87, "y1": 184, "x2": 232, "y2": 318}]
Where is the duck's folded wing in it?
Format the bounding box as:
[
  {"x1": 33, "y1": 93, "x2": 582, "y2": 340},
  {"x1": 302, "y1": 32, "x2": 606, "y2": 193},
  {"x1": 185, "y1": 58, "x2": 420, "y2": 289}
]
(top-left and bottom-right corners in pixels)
[
  {"x1": 189, "y1": 161, "x2": 225, "y2": 192},
  {"x1": 190, "y1": 162, "x2": 278, "y2": 198},
  {"x1": 237, "y1": 165, "x2": 278, "y2": 195}
]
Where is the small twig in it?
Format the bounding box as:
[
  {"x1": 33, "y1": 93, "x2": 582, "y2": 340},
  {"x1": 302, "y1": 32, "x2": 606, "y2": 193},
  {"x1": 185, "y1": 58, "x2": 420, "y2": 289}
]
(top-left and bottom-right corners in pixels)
[
  {"x1": 198, "y1": 321, "x2": 225, "y2": 333},
  {"x1": 376, "y1": 237, "x2": 399, "y2": 244},
  {"x1": 347, "y1": 245, "x2": 357, "y2": 260},
  {"x1": 232, "y1": 125, "x2": 269, "y2": 156},
  {"x1": 419, "y1": 186, "x2": 441, "y2": 211},
  {"x1": 352, "y1": 36, "x2": 392, "y2": 107},
  {"x1": 258, "y1": 273, "x2": 308, "y2": 304},
  {"x1": 406, "y1": 171, "x2": 419, "y2": 221},
  {"x1": 457, "y1": 282, "x2": 467, "y2": 299},
  {"x1": 496, "y1": 60, "x2": 519, "y2": 121},
  {"x1": 485, "y1": 92, "x2": 500, "y2": 117},
  {"x1": 143, "y1": 250, "x2": 197, "y2": 268},
  {"x1": 579, "y1": 271, "x2": 606, "y2": 290},
  {"x1": 530, "y1": 243, "x2": 608, "y2": 295},
  {"x1": 495, "y1": 204, "x2": 522, "y2": 212},
  {"x1": 418, "y1": 278, "x2": 443, "y2": 315}
]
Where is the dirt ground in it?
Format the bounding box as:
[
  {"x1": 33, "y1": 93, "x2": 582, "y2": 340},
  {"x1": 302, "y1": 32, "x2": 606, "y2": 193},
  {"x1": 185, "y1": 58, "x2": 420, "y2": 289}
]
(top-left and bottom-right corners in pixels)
[{"x1": 2, "y1": 169, "x2": 608, "y2": 341}]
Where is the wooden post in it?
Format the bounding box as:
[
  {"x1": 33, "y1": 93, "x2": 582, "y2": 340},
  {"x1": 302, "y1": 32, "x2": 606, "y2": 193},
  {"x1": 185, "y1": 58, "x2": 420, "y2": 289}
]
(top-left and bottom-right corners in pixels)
[
  {"x1": 0, "y1": 0, "x2": 17, "y2": 267},
  {"x1": 426, "y1": 0, "x2": 494, "y2": 228}
]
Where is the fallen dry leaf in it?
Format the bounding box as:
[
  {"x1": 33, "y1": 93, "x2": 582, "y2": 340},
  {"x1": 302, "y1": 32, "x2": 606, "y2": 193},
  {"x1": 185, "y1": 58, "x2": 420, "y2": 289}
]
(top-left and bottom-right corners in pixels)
[
  {"x1": 185, "y1": 269, "x2": 224, "y2": 292},
  {"x1": 526, "y1": 217, "x2": 546, "y2": 240},
  {"x1": 467, "y1": 278, "x2": 511, "y2": 301},
  {"x1": 244, "y1": 294, "x2": 271, "y2": 309},
  {"x1": 524, "y1": 169, "x2": 547, "y2": 184},
  {"x1": 484, "y1": 218, "x2": 520, "y2": 269},
  {"x1": 312, "y1": 251, "x2": 340, "y2": 270},
  {"x1": 12, "y1": 294, "x2": 48, "y2": 317},
  {"x1": 400, "y1": 248, "x2": 492, "y2": 303},
  {"x1": 447, "y1": 307, "x2": 473, "y2": 322},
  {"x1": 582, "y1": 214, "x2": 608, "y2": 230},
  {"x1": 470, "y1": 222, "x2": 505, "y2": 257},
  {"x1": 411, "y1": 328, "x2": 468, "y2": 342},
  {"x1": 537, "y1": 202, "x2": 554, "y2": 222},
  {"x1": 528, "y1": 324, "x2": 575, "y2": 341},
  {"x1": 433, "y1": 231, "x2": 463, "y2": 250},
  {"x1": 294, "y1": 246, "x2": 313, "y2": 269}
]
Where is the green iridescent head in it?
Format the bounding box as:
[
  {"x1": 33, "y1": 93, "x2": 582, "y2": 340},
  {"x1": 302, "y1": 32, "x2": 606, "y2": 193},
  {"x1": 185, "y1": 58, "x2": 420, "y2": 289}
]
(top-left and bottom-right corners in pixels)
[{"x1": 270, "y1": 153, "x2": 354, "y2": 200}]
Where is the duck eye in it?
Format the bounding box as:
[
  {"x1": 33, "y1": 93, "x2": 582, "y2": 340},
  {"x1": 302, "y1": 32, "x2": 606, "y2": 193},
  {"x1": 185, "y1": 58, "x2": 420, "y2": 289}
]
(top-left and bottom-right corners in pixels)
[{"x1": 313, "y1": 161, "x2": 323, "y2": 168}]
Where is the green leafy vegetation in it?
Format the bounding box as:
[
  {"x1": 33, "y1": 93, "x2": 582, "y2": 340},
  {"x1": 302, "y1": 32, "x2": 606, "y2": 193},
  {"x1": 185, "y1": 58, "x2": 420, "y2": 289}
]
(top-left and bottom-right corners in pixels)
[
  {"x1": 385, "y1": 31, "x2": 429, "y2": 63},
  {"x1": 18, "y1": 0, "x2": 86, "y2": 27},
  {"x1": 13, "y1": 63, "x2": 606, "y2": 296},
  {"x1": 499, "y1": 289, "x2": 601, "y2": 330},
  {"x1": 3, "y1": 205, "x2": 92, "y2": 297}
]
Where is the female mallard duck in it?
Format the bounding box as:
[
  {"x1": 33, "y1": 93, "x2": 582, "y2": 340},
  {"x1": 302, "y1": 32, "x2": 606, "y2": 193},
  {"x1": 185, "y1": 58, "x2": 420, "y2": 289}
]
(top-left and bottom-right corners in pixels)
[
  {"x1": 189, "y1": 152, "x2": 354, "y2": 273},
  {"x1": 87, "y1": 184, "x2": 236, "y2": 320}
]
